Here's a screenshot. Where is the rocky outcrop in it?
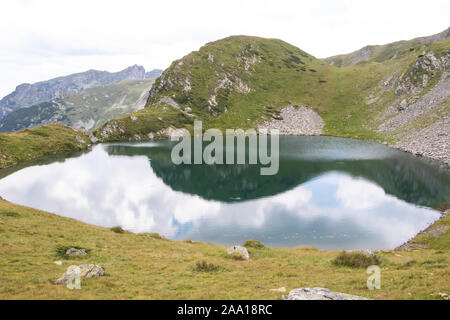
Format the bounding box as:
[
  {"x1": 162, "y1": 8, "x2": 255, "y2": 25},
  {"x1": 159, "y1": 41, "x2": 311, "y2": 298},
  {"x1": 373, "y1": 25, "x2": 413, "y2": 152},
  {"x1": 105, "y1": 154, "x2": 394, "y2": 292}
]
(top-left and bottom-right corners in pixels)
[
  {"x1": 99, "y1": 121, "x2": 125, "y2": 139},
  {"x1": 393, "y1": 52, "x2": 449, "y2": 97},
  {"x1": 378, "y1": 70, "x2": 449, "y2": 133},
  {"x1": 258, "y1": 106, "x2": 324, "y2": 135},
  {"x1": 227, "y1": 245, "x2": 250, "y2": 260},
  {"x1": 53, "y1": 264, "x2": 106, "y2": 285},
  {"x1": 282, "y1": 287, "x2": 370, "y2": 300}
]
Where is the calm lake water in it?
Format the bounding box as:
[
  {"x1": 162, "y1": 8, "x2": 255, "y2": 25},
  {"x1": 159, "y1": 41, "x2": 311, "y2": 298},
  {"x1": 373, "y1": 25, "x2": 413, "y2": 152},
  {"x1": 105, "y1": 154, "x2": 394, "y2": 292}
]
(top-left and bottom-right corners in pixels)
[{"x1": 0, "y1": 136, "x2": 449, "y2": 250}]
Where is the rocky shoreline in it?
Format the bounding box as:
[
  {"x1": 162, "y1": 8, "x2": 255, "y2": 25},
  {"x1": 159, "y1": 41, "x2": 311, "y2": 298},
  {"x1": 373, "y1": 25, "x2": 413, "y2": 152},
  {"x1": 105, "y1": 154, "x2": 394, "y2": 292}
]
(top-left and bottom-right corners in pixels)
[
  {"x1": 392, "y1": 117, "x2": 450, "y2": 166},
  {"x1": 256, "y1": 105, "x2": 449, "y2": 167}
]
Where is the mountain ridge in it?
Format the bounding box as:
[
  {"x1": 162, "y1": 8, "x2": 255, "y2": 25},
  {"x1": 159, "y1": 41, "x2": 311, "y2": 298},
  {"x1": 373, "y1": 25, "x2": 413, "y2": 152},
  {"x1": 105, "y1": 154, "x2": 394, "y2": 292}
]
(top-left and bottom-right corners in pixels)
[
  {"x1": 325, "y1": 26, "x2": 450, "y2": 67},
  {"x1": 0, "y1": 65, "x2": 162, "y2": 119},
  {"x1": 0, "y1": 79, "x2": 155, "y2": 132}
]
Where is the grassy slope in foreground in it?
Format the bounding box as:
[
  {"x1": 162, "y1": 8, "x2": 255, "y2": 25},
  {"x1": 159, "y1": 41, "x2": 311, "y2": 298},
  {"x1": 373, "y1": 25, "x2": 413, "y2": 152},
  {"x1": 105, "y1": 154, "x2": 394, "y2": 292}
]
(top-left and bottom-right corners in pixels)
[
  {"x1": 0, "y1": 124, "x2": 91, "y2": 169},
  {"x1": 0, "y1": 199, "x2": 448, "y2": 299}
]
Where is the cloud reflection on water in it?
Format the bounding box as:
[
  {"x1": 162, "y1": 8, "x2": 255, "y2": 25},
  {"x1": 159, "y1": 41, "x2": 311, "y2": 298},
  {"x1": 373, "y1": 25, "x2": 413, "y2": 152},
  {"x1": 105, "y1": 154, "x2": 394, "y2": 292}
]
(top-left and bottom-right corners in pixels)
[{"x1": 0, "y1": 143, "x2": 441, "y2": 249}]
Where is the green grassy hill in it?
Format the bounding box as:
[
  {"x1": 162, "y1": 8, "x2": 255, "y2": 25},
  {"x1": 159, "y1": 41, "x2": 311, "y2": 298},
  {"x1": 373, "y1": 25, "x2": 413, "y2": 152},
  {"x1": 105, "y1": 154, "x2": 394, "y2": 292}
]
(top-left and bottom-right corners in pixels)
[
  {"x1": 95, "y1": 34, "x2": 449, "y2": 157},
  {"x1": 95, "y1": 36, "x2": 338, "y2": 141},
  {"x1": 0, "y1": 79, "x2": 155, "y2": 133},
  {"x1": 325, "y1": 27, "x2": 450, "y2": 67},
  {"x1": 0, "y1": 124, "x2": 91, "y2": 169}
]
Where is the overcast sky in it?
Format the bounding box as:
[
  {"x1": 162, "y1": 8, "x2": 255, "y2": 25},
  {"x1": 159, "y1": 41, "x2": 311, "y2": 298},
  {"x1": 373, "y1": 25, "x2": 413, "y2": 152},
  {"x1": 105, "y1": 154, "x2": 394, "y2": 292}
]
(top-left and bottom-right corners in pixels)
[{"x1": 0, "y1": 0, "x2": 449, "y2": 97}]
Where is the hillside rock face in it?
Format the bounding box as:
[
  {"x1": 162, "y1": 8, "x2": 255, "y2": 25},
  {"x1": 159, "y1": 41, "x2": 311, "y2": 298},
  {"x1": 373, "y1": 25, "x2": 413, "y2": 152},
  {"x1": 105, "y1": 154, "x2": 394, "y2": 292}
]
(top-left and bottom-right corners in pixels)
[
  {"x1": 0, "y1": 66, "x2": 162, "y2": 120},
  {"x1": 376, "y1": 51, "x2": 450, "y2": 165}
]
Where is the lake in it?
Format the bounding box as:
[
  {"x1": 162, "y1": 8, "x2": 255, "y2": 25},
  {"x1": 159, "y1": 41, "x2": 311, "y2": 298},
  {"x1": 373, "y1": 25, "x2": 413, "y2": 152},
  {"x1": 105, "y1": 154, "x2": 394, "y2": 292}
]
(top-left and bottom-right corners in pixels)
[{"x1": 0, "y1": 136, "x2": 449, "y2": 250}]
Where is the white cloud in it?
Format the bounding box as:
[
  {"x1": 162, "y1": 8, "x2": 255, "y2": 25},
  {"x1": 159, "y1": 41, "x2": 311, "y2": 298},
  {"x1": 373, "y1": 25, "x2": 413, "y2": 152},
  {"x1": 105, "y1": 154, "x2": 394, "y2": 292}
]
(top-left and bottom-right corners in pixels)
[
  {"x1": 336, "y1": 177, "x2": 386, "y2": 210},
  {"x1": 0, "y1": 0, "x2": 449, "y2": 97}
]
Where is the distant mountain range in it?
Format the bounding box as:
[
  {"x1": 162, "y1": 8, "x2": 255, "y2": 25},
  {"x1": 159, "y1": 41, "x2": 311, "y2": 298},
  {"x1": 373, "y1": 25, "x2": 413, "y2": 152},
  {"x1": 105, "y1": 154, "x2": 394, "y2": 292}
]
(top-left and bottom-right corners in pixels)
[
  {"x1": 0, "y1": 79, "x2": 156, "y2": 132},
  {"x1": 0, "y1": 65, "x2": 162, "y2": 119}
]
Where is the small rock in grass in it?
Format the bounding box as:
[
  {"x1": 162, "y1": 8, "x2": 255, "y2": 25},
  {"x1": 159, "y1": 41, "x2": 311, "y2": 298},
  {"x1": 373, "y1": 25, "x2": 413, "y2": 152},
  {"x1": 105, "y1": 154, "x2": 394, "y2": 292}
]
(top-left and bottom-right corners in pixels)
[
  {"x1": 65, "y1": 248, "x2": 87, "y2": 256},
  {"x1": 283, "y1": 287, "x2": 370, "y2": 300},
  {"x1": 270, "y1": 287, "x2": 286, "y2": 293}
]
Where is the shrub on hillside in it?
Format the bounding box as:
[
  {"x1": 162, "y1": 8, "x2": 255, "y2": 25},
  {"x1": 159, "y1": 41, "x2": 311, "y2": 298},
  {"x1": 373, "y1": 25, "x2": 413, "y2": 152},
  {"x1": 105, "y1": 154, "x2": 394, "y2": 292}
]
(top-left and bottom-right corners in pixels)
[
  {"x1": 243, "y1": 240, "x2": 265, "y2": 249},
  {"x1": 333, "y1": 251, "x2": 380, "y2": 268}
]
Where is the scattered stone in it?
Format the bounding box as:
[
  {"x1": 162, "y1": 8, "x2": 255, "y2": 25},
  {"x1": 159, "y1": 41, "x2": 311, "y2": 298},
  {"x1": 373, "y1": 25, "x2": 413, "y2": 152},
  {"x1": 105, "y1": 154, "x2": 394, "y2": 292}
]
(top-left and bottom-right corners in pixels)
[
  {"x1": 157, "y1": 126, "x2": 189, "y2": 139},
  {"x1": 130, "y1": 116, "x2": 138, "y2": 121},
  {"x1": 270, "y1": 287, "x2": 287, "y2": 293},
  {"x1": 227, "y1": 245, "x2": 250, "y2": 260},
  {"x1": 65, "y1": 248, "x2": 87, "y2": 256},
  {"x1": 99, "y1": 122, "x2": 125, "y2": 139},
  {"x1": 397, "y1": 99, "x2": 408, "y2": 111},
  {"x1": 377, "y1": 69, "x2": 450, "y2": 166},
  {"x1": 282, "y1": 288, "x2": 370, "y2": 300},
  {"x1": 158, "y1": 96, "x2": 181, "y2": 110},
  {"x1": 395, "y1": 87, "x2": 404, "y2": 96},
  {"x1": 53, "y1": 264, "x2": 106, "y2": 285},
  {"x1": 258, "y1": 106, "x2": 324, "y2": 135},
  {"x1": 75, "y1": 136, "x2": 86, "y2": 145},
  {"x1": 438, "y1": 292, "x2": 449, "y2": 300},
  {"x1": 54, "y1": 261, "x2": 63, "y2": 266}
]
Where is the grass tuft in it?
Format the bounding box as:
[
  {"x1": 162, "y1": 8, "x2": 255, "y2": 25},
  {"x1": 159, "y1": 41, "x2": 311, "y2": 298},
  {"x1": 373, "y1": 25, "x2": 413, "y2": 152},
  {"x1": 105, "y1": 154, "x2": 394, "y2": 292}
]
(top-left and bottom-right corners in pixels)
[
  {"x1": 227, "y1": 252, "x2": 246, "y2": 261},
  {"x1": 194, "y1": 261, "x2": 221, "y2": 273},
  {"x1": 243, "y1": 240, "x2": 265, "y2": 249},
  {"x1": 110, "y1": 226, "x2": 125, "y2": 234},
  {"x1": 0, "y1": 210, "x2": 21, "y2": 218},
  {"x1": 333, "y1": 251, "x2": 381, "y2": 268}
]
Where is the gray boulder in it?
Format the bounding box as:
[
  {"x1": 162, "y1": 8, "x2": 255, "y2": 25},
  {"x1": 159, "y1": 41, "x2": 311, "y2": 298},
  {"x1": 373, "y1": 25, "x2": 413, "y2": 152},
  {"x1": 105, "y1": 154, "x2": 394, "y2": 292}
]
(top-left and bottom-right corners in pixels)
[
  {"x1": 283, "y1": 287, "x2": 370, "y2": 300},
  {"x1": 54, "y1": 264, "x2": 106, "y2": 285},
  {"x1": 227, "y1": 245, "x2": 250, "y2": 260}
]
